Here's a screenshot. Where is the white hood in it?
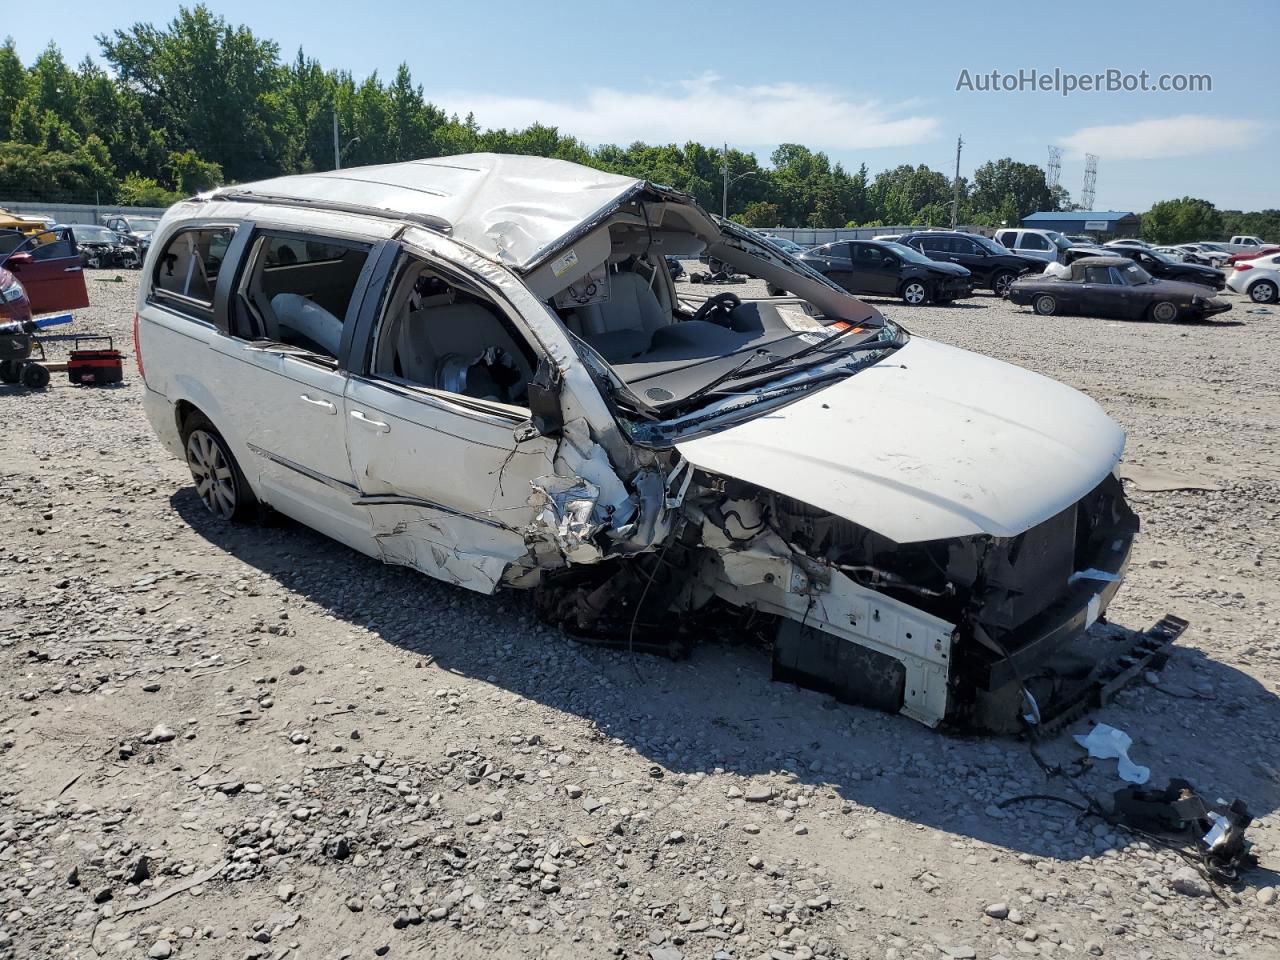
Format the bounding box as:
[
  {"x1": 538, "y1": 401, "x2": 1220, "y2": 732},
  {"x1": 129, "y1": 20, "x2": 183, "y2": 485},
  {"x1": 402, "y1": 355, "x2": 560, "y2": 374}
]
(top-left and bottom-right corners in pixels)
[{"x1": 675, "y1": 337, "x2": 1125, "y2": 544}]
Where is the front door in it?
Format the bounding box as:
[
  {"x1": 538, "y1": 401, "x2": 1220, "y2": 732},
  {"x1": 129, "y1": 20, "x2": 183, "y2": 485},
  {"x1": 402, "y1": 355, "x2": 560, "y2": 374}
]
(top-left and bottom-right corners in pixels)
[
  {"x1": 343, "y1": 244, "x2": 559, "y2": 593},
  {"x1": 4, "y1": 228, "x2": 89, "y2": 314},
  {"x1": 850, "y1": 243, "x2": 899, "y2": 295}
]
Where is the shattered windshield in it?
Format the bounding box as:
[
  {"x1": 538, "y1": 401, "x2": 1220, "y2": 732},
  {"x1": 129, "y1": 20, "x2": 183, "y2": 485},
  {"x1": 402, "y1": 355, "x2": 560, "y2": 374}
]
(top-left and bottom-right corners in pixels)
[{"x1": 1120, "y1": 263, "x2": 1153, "y2": 285}]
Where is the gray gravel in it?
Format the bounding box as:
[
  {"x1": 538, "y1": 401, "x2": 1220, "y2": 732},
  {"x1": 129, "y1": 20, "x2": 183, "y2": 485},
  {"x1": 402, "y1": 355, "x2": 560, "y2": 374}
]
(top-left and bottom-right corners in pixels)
[{"x1": 0, "y1": 267, "x2": 1277, "y2": 959}]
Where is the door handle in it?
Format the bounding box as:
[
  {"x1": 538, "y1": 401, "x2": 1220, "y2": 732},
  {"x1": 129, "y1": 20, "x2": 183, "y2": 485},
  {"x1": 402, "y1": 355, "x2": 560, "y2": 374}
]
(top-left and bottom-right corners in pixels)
[
  {"x1": 299, "y1": 394, "x2": 336, "y2": 414},
  {"x1": 350, "y1": 410, "x2": 390, "y2": 433}
]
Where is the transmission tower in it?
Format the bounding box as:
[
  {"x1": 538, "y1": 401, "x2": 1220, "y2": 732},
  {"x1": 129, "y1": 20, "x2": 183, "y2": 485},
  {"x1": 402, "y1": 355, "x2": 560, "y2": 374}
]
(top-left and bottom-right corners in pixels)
[
  {"x1": 1081, "y1": 154, "x2": 1098, "y2": 209},
  {"x1": 1046, "y1": 146, "x2": 1062, "y2": 191}
]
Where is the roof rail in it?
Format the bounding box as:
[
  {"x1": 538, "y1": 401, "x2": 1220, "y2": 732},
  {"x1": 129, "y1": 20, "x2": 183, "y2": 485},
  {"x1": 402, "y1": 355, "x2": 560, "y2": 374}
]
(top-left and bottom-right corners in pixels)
[{"x1": 211, "y1": 190, "x2": 452, "y2": 234}]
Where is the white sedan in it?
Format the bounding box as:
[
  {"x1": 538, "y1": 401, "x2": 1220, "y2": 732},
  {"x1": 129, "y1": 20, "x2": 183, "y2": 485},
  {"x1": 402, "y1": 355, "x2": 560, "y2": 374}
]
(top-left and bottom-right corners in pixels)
[{"x1": 1226, "y1": 252, "x2": 1280, "y2": 303}]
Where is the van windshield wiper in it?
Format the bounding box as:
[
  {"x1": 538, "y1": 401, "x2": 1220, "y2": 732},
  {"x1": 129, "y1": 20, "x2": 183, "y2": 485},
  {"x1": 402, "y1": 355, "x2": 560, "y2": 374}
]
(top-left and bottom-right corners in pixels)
[{"x1": 745, "y1": 324, "x2": 899, "y2": 379}]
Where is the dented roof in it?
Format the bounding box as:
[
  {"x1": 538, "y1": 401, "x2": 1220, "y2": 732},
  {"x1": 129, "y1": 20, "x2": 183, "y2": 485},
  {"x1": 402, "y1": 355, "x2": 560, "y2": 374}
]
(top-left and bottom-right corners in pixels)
[{"x1": 210, "y1": 153, "x2": 643, "y2": 269}]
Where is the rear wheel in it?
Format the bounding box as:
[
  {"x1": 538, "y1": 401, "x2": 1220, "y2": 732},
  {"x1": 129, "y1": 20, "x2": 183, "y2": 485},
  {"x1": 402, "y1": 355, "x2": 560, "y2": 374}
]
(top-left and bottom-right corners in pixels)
[
  {"x1": 181, "y1": 413, "x2": 257, "y2": 523},
  {"x1": 20, "y1": 363, "x2": 49, "y2": 388},
  {"x1": 901, "y1": 280, "x2": 929, "y2": 305},
  {"x1": 991, "y1": 271, "x2": 1016, "y2": 297},
  {"x1": 1149, "y1": 300, "x2": 1179, "y2": 323},
  {"x1": 1248, "y1": 280, "x2": 1278, "y2": 303},
  {"x1": 766, "y1": 283, "x2": 785, "y2": 297},
  {"x1": 1033, "y1": 294, "x2": 1057, "y2": 316}
]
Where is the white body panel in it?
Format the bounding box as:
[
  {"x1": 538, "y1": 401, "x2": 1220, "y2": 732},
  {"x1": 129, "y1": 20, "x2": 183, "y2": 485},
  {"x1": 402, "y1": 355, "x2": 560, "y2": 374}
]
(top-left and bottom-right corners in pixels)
[{"x1": 675, "y1": 337, "x2": 1124, "y2": 544}]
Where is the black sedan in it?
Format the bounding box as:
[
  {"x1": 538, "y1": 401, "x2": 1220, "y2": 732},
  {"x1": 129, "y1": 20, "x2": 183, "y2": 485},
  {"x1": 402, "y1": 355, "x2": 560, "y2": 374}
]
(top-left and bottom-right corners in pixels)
[
  {"x1": 1066, "y1": 246, "x2": 1225, "y2": 289},
  {"x1": 898, "y1": 231, "x2": 1043, "y2": 296},
  {"x1": 796, "y1": 239, "x2": 973, "y2": 304},
  {"x1": 59, "y1": 224, "x2": 141, "y2": 269},
  {"x1": 1008, "y1": 256, "x2": 1231, "y2": 322}
]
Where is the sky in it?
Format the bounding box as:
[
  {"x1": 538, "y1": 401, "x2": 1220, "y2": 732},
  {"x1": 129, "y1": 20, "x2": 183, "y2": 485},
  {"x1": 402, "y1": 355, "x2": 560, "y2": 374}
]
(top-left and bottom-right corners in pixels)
[{"x1": 5, "y1": 0, "x2": 1277, "y2": 212}]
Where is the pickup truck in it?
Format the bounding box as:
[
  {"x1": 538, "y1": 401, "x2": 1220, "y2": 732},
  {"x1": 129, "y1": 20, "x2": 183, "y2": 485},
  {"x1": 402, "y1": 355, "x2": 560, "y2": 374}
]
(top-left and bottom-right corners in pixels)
[{"x1": 1222, "y1": 235, "x2": 1273, "y2": 253}]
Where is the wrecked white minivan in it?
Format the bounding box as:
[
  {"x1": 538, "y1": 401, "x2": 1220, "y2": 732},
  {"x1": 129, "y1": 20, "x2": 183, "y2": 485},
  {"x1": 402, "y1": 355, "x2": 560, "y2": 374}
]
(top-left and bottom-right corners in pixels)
[{"x1": 137, "y1": 154, "x2": 1172, "y2": 732}]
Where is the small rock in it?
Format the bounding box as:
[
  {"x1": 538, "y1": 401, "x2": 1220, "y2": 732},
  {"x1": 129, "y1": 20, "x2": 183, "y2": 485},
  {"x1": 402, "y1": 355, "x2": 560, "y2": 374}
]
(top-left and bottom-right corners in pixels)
[
  {"x1": 1171, "y1": 866, "x2": 1210, "y2": 898},
  {"x1": 144, "y1": 724, "x2": 175, "y2": 744},
  {"x1": 744, "y1": 785, "x2": 773, "y2": 803},
  {"x1": 148, "y1": 941, "x2": 172, "y2": 959},
  {"x1": 92, "y1": 886, "x2": 113, "y2": 904},
  {"x1": 1257, "y1": 886, "x2": 1277, "y2": 906},
  {"x1": 984, "y1": 903, "x2": 1009, "y2": 919}
]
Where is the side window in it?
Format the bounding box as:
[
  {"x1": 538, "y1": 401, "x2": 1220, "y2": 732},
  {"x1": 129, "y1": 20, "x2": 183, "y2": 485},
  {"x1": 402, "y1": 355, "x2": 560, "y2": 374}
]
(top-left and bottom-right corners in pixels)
[
  {"x1": 829, "y1": 242, "x2": 853, "y2": 259},
  {"x1": 1084, "y1": 266, "x2": 1113, "y2": 284},
  {"x1": 996, "y1": 231, "x2": 1016, "y2": 247},
  {"x1": 956, "y1": 238, "x2": 981, "y2": 256},
  {"x1": 26, "y1": 228, "x2": 77, "y2": 262},
  {"x1": 151, "y1": 227, "x2": 234, "y2": 317},
  {"x1": 368, "y1": 255, "x2": 536, "y2": 409},
  {"x1": 1022, "y1": 233, "x2": 1051, "y2": 250},
  {"x1": 916, "y1": 236, "x2": 942, "y2": 253},
  {"x1": 234, "y1": 233, "x2": 370, "y2": 361}
]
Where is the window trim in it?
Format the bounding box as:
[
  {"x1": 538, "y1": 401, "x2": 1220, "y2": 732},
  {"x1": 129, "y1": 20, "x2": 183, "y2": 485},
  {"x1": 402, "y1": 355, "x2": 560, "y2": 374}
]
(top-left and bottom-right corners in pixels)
[{"x1": 148, "y1": 223, "x2": 240, "y2": 322}]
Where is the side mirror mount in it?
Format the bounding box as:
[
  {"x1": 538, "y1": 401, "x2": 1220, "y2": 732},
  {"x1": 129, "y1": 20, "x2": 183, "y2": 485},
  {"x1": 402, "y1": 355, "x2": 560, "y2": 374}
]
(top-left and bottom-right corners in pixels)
[{"x1": 525, "y1": 356, "x2": 564, "y2": 440}]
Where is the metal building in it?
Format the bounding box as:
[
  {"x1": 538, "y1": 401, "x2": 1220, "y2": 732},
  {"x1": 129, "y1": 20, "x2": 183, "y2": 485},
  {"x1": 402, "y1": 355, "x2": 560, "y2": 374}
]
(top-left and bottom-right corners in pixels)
[{"x1": 1020, "y1": 210, "x2": 1141, "y2": 240}]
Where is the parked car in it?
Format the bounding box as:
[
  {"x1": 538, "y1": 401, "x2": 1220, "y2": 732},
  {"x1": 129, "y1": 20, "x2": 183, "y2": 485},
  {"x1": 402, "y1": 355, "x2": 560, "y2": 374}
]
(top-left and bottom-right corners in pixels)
[
  {"x1": 1151, "y1": 246, "x2": 1187, "y2": 261},
  {"x1": 0, "y1": 266, "x2": 32, "y2": 326},
  {"x1": 1068, "y1": 246, "x2": 1225, "y2": 289},
  {"x1": 1224, "y1": 235, "x2": 1272, "y2": 254},
  {"x1": 993, "y1": 228, "x2": 1074, "y2": 264},
  {"x1": 1225, "y1": 252, "x2": 1280, "y2": 303},
  {"x1": 0, "y1": 226, "x2": 90, "y2": 315},
  {"x1": 101, "y1": 214, "x2": 161, "y2": 256},
  {"x1": 796, "y1": 239, "x2": 972, "y2": 304},
  {"x1": 871, "y1": 234, "x2": 903, "y2": 243},
  {"x1": 61, "y1": 223, "x2": 141, "y2": 269},
  {"x1": 1227, "y1": 245, "x2": 1280, "y2": 266},
  {"x1": 1009, "y1": 255, "x2": 1231, "y2": 322},
  {"x1": 1103, "y1": 239, "x2": 1151, "y2": 251},
  {"x1": 1175, "y1": 244, "x2": 1230, "y2": 268},
  {"x1": 135, "y1": 153, "x2": 1148, "y2": 731},
  {"x1": 759, "y1": 234, "x2": 807, "y2": 256},
  {"x1": 898, "y1": 230, "x2": 1042, "y2": 296},
  {"x1": 1065, "y1": 234, "x2": 1096, "y2": 245}
]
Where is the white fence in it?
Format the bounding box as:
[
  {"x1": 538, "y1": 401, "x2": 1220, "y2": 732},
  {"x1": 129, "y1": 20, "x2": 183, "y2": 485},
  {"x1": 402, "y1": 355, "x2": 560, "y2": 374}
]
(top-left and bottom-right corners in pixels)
[{"x1": 1, "y1": 200, "x2": 170, "y2": 226}]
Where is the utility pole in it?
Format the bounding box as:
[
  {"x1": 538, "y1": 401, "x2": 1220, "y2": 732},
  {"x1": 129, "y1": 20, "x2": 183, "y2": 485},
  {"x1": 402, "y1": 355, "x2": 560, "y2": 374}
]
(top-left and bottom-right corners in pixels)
[
  {"x1": 951, "y1": 135, "x2": 963, "y2": 229},
  {"x1": 333, "y1": 108, "x2": 342, "y2": 170},
  {"x1": 721, "y1": 142, "x2": 729, "y2": 220}
]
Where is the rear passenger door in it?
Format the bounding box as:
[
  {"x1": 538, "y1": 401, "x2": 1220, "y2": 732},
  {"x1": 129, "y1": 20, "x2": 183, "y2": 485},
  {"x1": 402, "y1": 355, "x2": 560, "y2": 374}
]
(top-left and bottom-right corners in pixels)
[
  {"x1": 849, "y1": 243, "x2": 899, "y2": 295},
  {"x1": 341, "y1": 238, "x2": 559, "y2": 594},
  {"x1": 209, "y1": 228, "x2": 381, "y2": 551}
]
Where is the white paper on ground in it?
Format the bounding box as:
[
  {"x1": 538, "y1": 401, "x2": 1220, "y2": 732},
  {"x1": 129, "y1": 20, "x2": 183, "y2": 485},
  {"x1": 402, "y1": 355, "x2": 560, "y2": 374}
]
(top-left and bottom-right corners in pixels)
[{"x1": 1073, "y1": 722, "x2": 1150, "y2": 784}]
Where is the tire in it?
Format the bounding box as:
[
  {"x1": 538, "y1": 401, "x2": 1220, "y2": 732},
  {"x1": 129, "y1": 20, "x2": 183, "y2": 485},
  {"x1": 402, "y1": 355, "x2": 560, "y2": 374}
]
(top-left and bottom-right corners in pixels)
[
  {"x1": 1248, "y1": 280, "x2": 1278, "y2": 304},
  {"x1": 0, "y1": 360, "x2": 19, "y2": 384},
  {"x1": 181, "y1": 413, "x2": 257, "y2": 523},
  {"x1": 901, "y1": 280, "x2": 929, "y2": 305},
  {"x1": 1149, "y1": 300, "x2": 1179, "y2": 323},
  {"x1": 20, "y1": 363, "x2": 50, "y2": 388},
  {"x1": 1033, "y1": 294, "x2": 1057, "y2": 316},
  {"x1": 766, "y1": 283, "x2": 785, "y2": 297},
  {"x1": 991, "y1": 271, "x2": 1016, "y2": 297}
]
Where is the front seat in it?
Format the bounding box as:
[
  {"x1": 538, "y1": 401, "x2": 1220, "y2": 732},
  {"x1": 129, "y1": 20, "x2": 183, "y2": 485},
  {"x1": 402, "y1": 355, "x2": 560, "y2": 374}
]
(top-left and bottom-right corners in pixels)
[
  {"x1": 271, "y1": 293, "x2": 343, "y2": 357},
  {"x1": 574, "y1": 270, "x2": 669, "y2": 362}
]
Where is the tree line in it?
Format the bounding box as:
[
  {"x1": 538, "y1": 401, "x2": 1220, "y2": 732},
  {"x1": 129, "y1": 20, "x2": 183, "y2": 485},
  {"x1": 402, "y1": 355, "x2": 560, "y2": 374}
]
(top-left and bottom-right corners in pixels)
[{"x1": 0, "y1": 4, "x2": 1273, "y2": 242}]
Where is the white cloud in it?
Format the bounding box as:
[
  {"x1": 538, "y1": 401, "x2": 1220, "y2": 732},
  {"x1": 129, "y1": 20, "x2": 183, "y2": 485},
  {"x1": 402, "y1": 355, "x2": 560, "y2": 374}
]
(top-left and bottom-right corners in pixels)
[
  {"x1": 437, "y1": 74, "x2": 938, "y2": 151},
  {"x1": 1059, "y1": 114, "x2": 1265, "y2": 159}
]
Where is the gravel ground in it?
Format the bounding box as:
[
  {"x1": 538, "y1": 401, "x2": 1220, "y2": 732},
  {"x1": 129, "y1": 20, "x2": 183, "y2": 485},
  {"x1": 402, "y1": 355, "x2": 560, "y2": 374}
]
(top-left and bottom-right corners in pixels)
[{"x1": 1, "y1": 267, "x2": 1278, "y2": 960}]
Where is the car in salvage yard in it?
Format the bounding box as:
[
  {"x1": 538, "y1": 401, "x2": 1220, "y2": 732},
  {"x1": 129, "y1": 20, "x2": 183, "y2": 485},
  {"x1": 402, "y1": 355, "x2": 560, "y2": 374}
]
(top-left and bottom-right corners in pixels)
[
  {"x1": 136, "y1": 153, "x2": 1168, "y2": 732},
  {"x1": 1009, "y1": 255, "x2": 1232, "y2": 322},
  {"x1": 794, "y1": 238, "x2": 973, "y2": 304},
  {"x1": 1226, "y1": 251, "x2": 1280, "y2": 303},
  {"x1": 1066, "y1": 244, "x2": 1226, "y2": 289},
  {"x1": 897, "y1": 230, "x2": 1043, "y2": 297}
]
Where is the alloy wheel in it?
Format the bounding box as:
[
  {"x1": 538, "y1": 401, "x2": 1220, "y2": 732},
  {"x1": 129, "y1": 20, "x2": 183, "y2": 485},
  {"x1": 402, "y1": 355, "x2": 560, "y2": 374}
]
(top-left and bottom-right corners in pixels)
[
  {"x1": 903, "y1": 282, "x2": 926, "y2": 304},
  {"x1": 1152, "y1": 301, "x2": 1178, "y2": 322},
  {"x1": 1251, "y1": 281, "x2": 1277, "y2": 304},
  {"x1": 993, "y1": 273, "x2": 1014, "y2": 297},
  {"x1": 186, "y1": 429, "x2": 238, "y2": 520}
]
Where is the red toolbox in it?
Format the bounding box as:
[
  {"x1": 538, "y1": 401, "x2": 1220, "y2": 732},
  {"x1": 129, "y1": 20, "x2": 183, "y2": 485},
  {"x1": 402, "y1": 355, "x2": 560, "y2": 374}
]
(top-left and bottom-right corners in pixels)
[{"x1": 68, "y1": 336, "x2": 124, "y2": 385}]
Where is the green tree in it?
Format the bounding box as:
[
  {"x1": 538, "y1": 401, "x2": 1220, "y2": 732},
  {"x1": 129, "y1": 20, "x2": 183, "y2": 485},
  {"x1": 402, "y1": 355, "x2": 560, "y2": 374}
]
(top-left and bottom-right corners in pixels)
[
  {"x1": 167, "y1": 149, "x2": 222, "y2": 193},
  {"x1": 739, "y1": 201, "x2": 781, "y2": 228},
  {"x1": 1142, "y1": 197, "x2": 1225, "y2": 244},
  {"x1": 99, "y1": 4, "x2": 290, "y2": 181},
  {"x1": 117, "y1": 172, "x2": 182, "y2": 206},
  {"x1": 0, "y1": 38, "x2": 29, "y2": 142},
  {"x1": 970, "y1": 158, "x2": 1052, "y2": 225}
]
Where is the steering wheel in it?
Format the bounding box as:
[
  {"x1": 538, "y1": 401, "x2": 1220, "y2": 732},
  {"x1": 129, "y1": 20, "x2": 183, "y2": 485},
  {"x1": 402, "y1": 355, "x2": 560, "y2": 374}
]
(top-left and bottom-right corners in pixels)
[{"x1": 691, "y1": 292, "x2": 741, "y2": 327}]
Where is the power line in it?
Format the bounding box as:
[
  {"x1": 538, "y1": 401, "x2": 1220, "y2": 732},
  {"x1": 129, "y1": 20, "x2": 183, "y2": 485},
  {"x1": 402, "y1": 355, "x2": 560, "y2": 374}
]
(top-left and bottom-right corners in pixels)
[
  {"x1": 1046, "y1": 145, "x2": 1062, "y2": 191},
  {"x1": 1081, "y1": 154, "x2": 1098, "y2": 209}
]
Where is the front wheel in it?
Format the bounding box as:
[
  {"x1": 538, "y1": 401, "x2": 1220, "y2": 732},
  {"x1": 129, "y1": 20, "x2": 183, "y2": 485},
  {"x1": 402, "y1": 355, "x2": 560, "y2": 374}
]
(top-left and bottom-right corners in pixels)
[
  {"x1": 1248, "y1": 280, "x2": 1278, "y2": 303},
  {"x1": 182, "y1": 413, "x2": 257, "y2": 523},
  {"x1": 1149, "y1": 300, "x2": 1179, "y2": 323},
  {"x1": 1033, "y1": 294, "x2": 1057, "y2": 316},
  {"x1": 991, "y1": 271, "x2": 1017, "y2": 297},
  {"x1": 901, "y1": 280, "x2": 929, "y2": 305}
]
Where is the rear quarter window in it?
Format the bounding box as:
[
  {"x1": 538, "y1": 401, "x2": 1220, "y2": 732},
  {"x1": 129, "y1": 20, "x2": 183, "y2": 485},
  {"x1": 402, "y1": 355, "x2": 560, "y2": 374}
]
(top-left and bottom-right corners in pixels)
[{"x1": 150, "y1": 227, "x2": 235, "y2": 318}]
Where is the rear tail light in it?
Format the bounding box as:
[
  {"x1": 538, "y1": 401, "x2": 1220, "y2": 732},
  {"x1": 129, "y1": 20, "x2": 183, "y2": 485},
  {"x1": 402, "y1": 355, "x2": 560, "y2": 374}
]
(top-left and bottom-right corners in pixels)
[
  {"x1": 132, "y1": 312, "x2": 145, "y2": 380},
  {"x1": 1235, "y1": 263, "x2": 1252, "y2": 271}
]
